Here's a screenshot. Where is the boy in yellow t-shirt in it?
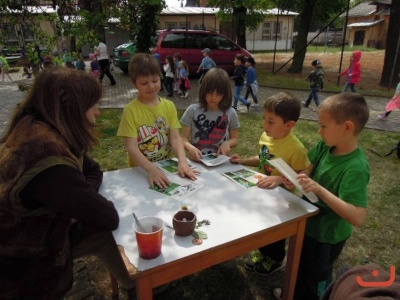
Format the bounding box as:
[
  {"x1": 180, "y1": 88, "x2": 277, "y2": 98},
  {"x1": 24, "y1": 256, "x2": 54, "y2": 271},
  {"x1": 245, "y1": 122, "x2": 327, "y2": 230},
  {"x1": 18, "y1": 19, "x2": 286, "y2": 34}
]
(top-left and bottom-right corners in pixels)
[
  {"x1": 230, "y1": 92, "x2": 309, "y2": 275},
  {"x1": 117, "y1": 53, "x2": 197, "y2": 188}
]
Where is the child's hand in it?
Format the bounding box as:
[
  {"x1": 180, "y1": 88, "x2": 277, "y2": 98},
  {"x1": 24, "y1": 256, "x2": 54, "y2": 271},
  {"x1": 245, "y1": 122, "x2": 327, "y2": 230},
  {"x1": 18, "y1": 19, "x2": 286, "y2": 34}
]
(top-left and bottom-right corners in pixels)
[
  {"x1": 297, "y1": 174, "x2": 322, "y2": 195},
  {"x1": 187, "y1": 147, "x2": 202, "y2": 162},
  {"x1": 257, "y1": 175, "x2": 282, "y2": 189},
  {"x1": 217, "y1": 141, "x2": 231, "y2": 155},
  {"x1": 148, "y1": 168, "x2": 171, "y2": 189},
  {"x1": 178, "y1": 161, "x2": 199, "y2": 181},
  {"x1": 230, "y1": 154, "x2": 241, "y2": 164},
  {"x1": 282, "y1": 176, "x2": 296, "y2": 190}
]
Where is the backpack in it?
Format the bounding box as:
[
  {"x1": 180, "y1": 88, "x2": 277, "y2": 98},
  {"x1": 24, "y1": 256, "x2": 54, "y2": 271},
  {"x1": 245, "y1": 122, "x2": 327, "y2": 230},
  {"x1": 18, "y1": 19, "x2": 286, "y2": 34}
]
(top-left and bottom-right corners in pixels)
[{"x1": 384, "y1": 141, "x2": 400, "y2": 159}]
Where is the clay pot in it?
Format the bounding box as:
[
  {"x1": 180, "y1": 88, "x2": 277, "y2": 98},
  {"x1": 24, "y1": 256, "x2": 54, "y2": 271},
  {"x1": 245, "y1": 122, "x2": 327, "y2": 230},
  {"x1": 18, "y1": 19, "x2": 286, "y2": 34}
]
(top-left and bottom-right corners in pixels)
[{"x1": 172, "y1": 210, "x2": 197, "y2": 237}]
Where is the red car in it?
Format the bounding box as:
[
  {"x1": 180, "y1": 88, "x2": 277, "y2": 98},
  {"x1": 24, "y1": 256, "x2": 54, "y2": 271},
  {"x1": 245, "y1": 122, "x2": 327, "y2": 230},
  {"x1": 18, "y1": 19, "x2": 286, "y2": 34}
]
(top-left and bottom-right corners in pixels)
[{"x1": 151, "y1": 29, "x2": 252, "y2": 75}]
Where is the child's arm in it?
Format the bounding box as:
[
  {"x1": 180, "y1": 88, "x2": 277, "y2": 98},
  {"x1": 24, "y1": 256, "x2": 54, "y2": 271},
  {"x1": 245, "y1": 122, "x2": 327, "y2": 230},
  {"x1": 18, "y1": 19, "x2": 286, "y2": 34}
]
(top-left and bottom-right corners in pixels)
[
  {"x1": 169, "y1": 128, "x2": 198, "y2": 180},
  {"x1": 124, "y1": 137, "x2": 171, "y2": 188},
  {"x1": 230, "y1": 154, "x2": 259, "y2": 167},
  {"x1": 297, "y1": 173, "x2": 367, "y2": 227},
  {"x1": 181, "y1": 125, "x2": 202, "y2": 162},
  {"x1": 217, "y1": 128, "x2": 239, "y2": 155}
]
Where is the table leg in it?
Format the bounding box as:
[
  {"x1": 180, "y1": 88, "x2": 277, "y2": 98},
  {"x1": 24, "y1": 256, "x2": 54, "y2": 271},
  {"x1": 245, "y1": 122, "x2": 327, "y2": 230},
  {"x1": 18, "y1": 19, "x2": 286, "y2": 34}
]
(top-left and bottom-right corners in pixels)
[
  {"x1": 136, "y1": 276, "x2": 153, "y2": 300},
  {"x1": 282, "y1": 219, "x2": 307, "y2": 300}
]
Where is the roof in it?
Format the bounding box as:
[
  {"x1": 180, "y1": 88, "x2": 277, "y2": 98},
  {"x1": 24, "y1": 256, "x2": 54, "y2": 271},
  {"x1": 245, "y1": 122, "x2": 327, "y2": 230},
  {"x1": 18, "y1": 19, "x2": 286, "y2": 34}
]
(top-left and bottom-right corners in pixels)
[
  {"x1": 347, "y1": 19, "x2": 384, "y2": 27},
  {"x1": 161, "y1": 7, "x2": 298, "y2": 16},
  {"x1": 343, "y1": 2, "x2": 376, "y2": 17}
]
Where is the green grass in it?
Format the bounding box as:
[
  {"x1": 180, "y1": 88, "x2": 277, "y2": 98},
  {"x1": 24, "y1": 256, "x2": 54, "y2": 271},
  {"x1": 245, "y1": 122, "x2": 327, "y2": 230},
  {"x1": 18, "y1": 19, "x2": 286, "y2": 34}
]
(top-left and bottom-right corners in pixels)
[{"x1": 92, "y1": 108, "x2": 400, "y2": 299}]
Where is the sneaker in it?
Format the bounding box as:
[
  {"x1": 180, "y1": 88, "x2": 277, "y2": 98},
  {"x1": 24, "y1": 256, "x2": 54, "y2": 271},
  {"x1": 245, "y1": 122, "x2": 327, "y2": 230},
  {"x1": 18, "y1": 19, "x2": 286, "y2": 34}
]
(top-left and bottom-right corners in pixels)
[
  {"x1": 246, "y1": 104, "x2": 251, "y2": 112},
  {"x1": 301, "y1": 100, "x2": 309, "y2": 108},
  {"x1": 254, "y1": 256, "x2": 284, "y2": 276},
  {"x1": 232, "y1": 106, "x2": 238, "y2": 111},
  {"x1": 244, "y1": 250, "x2": 265, "y2": 271},
  {"x1": 272, "y1": 288, "x2": 283, "y2": 300},
  {"x1": 377, "y1": 113, "x2": 387, "y2": 120},
  {"x1": 110, "y1": 82, "x2": 117, "y2": 86},
  {"x1": 251, "y1": 103, "x2": 259, "y2": 107},
  {"x1": 184, "y1": 92, "x2": 189, "y2": 98}
]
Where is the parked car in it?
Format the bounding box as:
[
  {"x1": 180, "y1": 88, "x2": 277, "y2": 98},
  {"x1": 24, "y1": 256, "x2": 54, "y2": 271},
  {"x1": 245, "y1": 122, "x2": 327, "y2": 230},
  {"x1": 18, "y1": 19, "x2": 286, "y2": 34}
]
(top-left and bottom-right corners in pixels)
[
  {"x1": 112, "y1": 42, "x2": 137, "y2": 74},
  {"x1": 151, "y1": 29, "x2": 252, "y2": 75}
]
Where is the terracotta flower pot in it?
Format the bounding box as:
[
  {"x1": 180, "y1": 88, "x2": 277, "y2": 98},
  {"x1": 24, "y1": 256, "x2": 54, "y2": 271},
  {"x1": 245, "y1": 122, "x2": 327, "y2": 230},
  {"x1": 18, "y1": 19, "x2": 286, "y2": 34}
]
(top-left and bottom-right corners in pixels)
[{"x1": 172, "y1": 210, "x2": 197, "y2": 237}]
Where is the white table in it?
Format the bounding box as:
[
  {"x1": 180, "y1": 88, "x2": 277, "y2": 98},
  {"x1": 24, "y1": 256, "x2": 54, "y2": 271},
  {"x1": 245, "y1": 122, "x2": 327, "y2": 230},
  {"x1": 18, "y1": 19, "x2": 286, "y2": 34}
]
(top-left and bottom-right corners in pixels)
[{"x1": 99, "y1": 162, "x2": 318, "y2": 299}]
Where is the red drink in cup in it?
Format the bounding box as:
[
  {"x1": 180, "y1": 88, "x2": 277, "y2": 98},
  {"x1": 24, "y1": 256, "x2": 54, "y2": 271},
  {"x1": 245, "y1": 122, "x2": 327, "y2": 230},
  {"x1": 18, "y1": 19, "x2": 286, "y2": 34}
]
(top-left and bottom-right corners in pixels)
[{"x1": 133, "y1": 216, "x2": 164, "y2": 259}]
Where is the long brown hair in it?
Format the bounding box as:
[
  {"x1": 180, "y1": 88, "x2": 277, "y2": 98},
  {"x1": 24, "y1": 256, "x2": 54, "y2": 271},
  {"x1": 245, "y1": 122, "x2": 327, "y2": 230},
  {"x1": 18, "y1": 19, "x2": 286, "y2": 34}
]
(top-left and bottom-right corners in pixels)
[
  {"x1": 198, "y1": 68, "x2": 232, "y2": 111},
  {"x1": 1, "y1": 67, "x2": 102, "y2": 153}
]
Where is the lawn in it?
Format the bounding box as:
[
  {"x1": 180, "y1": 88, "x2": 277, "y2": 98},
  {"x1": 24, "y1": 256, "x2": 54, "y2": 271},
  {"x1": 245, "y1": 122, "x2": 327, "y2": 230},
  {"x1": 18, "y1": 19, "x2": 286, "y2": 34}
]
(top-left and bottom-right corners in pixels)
[{"x1": 91, "y1": 108, "x2": 400, "y2": 299}]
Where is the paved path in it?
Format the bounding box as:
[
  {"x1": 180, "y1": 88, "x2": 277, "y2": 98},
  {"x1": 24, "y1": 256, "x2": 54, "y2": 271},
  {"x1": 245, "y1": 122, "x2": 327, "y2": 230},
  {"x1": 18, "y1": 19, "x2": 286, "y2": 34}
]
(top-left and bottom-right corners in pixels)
[{"x1": 1, "y1": 67, "x2": 399, "y2": 137}]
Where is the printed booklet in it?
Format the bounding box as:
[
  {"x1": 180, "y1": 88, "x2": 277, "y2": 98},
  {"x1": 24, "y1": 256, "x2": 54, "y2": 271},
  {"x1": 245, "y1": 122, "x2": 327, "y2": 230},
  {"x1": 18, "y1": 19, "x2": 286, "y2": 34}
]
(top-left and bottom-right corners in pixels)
[
  {"x1": 267, "y1": 158, "x2": 319, "y2": 203},
  {"x1": 200, "y1": 154, "x2": 231, "y2": 167},
  {"x1": 154, "y1": 158, "x2": 195, "y2": 174},
  {"x1": 149, "y1": 180, "x2": 204, "y2": 200},
  {"x1": 222, "y1": 168, "x2": 266, "y2": 189}
]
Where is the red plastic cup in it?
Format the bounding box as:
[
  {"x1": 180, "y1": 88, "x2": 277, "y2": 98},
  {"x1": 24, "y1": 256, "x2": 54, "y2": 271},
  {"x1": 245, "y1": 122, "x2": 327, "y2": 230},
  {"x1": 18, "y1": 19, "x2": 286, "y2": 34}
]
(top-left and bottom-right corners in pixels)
[{"x1": 133, "y1": 216, "x2": 164, "y2": 259}]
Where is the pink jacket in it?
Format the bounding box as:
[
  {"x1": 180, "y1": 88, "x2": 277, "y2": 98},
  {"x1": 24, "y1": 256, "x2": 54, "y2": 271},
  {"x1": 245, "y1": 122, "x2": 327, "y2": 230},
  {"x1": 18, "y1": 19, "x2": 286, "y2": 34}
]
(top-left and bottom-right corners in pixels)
[{"x1": 339, "y1": 51, "x2": 362, "y2": 84}]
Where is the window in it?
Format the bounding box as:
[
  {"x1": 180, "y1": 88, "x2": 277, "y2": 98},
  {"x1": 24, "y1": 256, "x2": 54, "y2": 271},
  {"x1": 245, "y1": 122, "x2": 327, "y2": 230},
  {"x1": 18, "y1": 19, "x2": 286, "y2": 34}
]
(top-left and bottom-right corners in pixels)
[
  {"x1": 161, "y1": 33, "x2": 186, "y2": 48},
  {"x1": 22, "y1": 25, "x2": 34, "y2": 41},
  {"x1": 262, "y1": 22, "x2": 282, "y2": 40},
  {"x1": 165, "y1": 22, "x2": 177, "y2": 29},
  {"x1": 178, "y1": 21, "x2": 190, "y2": 29}
]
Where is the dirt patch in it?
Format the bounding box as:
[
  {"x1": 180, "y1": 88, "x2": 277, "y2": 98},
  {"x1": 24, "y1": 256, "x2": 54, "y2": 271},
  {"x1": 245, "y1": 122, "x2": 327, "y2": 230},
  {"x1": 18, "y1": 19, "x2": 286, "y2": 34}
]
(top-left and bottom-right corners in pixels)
[{"x1": 253, "y1": 50, "x2": 387, "y2": 92}]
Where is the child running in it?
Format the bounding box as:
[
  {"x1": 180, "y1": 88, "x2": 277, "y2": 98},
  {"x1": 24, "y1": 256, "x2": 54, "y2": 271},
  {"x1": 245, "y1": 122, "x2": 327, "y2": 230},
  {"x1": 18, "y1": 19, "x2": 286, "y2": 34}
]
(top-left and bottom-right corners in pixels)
[
  {"x1": 377, "y1": 73, "x2": 400, "y2": 119},
  {"x1": 338, "y1": 51, "x2": 362, "y2": 93},
  {"x1": 232, "y1": 54, "x2": 251, "y2": 111},
  {"x1": 89, "y1": 53, "x2": 100, "y2": 78},
  {"x1": 303, "y1": 59, "x2": 324, "y2": 109},
  {"x1": 180, "y1": 68, "x2": 240, "y2": 161},
  {"x1": 117, "y1": 53, "x2": 197, "y2": 188},
  {"x1": 163, "y1": 55, "x2": 175, "y2": 97},
  {"x1": 244, "y1": 56, "x2": 259, "y2": 107}
]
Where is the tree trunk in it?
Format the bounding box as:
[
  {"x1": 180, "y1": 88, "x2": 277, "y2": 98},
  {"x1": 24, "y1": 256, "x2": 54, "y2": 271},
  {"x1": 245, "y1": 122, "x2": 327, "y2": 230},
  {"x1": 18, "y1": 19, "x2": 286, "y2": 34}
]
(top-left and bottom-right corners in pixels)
[
  {"x1": 78, "y1": 0, "x2": 105, "y2": 41},
  {"x1": 288, "y1": 0, "x2": 316, "y2": 73},
  {"x1": 233, "y1": 6, "x2": 247, "y2": 49},
  {"x1": 380, "y1": 0, "x2": 400, "y2": 88}
]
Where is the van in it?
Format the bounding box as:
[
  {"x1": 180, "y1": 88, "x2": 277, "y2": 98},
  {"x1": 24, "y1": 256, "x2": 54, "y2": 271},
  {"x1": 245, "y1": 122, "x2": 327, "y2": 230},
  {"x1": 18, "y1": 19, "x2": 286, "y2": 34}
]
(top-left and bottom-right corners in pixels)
[{"x1": 151, "y1": 29, "x2": 252, "y2": 75}]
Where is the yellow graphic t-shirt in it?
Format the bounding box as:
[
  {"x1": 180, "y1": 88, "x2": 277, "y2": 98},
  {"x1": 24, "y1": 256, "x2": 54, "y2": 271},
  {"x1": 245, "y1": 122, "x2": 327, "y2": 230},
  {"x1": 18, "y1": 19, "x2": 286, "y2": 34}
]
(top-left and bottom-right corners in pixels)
[{"x1": 117, "y1": 97, "x2": 181, "y2": 166}]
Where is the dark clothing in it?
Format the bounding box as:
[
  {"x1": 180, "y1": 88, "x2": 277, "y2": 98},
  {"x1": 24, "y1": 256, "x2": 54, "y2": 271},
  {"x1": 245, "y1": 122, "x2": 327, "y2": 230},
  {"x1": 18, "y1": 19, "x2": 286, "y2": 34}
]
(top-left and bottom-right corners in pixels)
[
  {"x1": 232, "y1": 65, "x2": 247, "y2": 86},
  {"x1": 99, "y1": 59, "x2": 116, "y2": 85},
  {"x1": 294, "y1": 235, "x2": 347, "y2": 300},
  {"x1": 0, "y1": 116, "x2": 125, "y2": 298}
]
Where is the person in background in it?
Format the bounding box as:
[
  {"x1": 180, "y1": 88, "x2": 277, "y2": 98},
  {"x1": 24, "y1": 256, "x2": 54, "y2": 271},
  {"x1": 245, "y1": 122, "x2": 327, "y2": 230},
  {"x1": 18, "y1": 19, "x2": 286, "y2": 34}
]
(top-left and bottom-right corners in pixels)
[
  {"x1": 196, "y1": 48, "x2": 216, "y2": 84},
  {"x1": 181, "y1": 68, "x2": 239, "y2": 161},
  {"x1": 178, "y1": 60, "x2": 190, "y2": 98},
  {"x1": 274, "y1": 92, "x2": 370, "y2": 300},
  {"x1": 96, "y1": 41, "x2": 116, "y2": 86},
  {"x1": 0, "y1": 54, "x2": 13, "y2": 82},
  {"x1": 244, "y1": 56, "x2": 259, "y2": 107},
  {"x1": 303, "y1": 59, "x2": 324, "y2": 110},
  {"x1": 163, "y1": 55, "x2": 175, "y2": 97},
  {"x1": 62, "y1": 49, "x2": 75, "y2": 69},
  {"x1": 232, "y1": 54, "x2": 251, "y2": 111},
  {"x1": 173, "y1": 53, "x2": 182, "y2": 94},
  {"x1": 75, "y1": 49, "x2": 86, "y2": 71},
  {"x1": 0, "y1": 68, "x2": 137, "y2": 299},
  {"x1": 231, "y1": 92, "x2": 309, "y2": 277},
  {"x1": 89, "y1": 53, "x2": 101, "y2": 78},
  {"x1": 377, "y1": 73, "x2": 400, "y2": 119},
  {"x1": 338, "y1": 51, "x2": 362, "y2": 93},
  {"x1": 117, "y1": 53, "x2": 197, "y2": 188}
]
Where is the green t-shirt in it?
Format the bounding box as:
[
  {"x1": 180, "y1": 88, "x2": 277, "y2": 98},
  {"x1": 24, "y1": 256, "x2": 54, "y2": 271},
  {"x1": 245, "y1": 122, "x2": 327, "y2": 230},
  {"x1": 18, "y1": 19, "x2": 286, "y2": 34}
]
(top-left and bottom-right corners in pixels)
[{"x1": 306, "y1": 140, "x2": 369, "y2": 244}]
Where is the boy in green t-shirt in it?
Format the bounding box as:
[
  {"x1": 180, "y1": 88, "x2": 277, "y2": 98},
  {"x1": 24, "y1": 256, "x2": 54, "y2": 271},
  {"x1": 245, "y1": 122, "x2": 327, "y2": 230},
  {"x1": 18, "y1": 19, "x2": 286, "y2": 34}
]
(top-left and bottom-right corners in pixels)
[
  {"x1": 274, "y1": 92, "x2": 370, "y2": 300},
  {"x1": 231, "y1": 92, "x2": 310, "y2": 275}
]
